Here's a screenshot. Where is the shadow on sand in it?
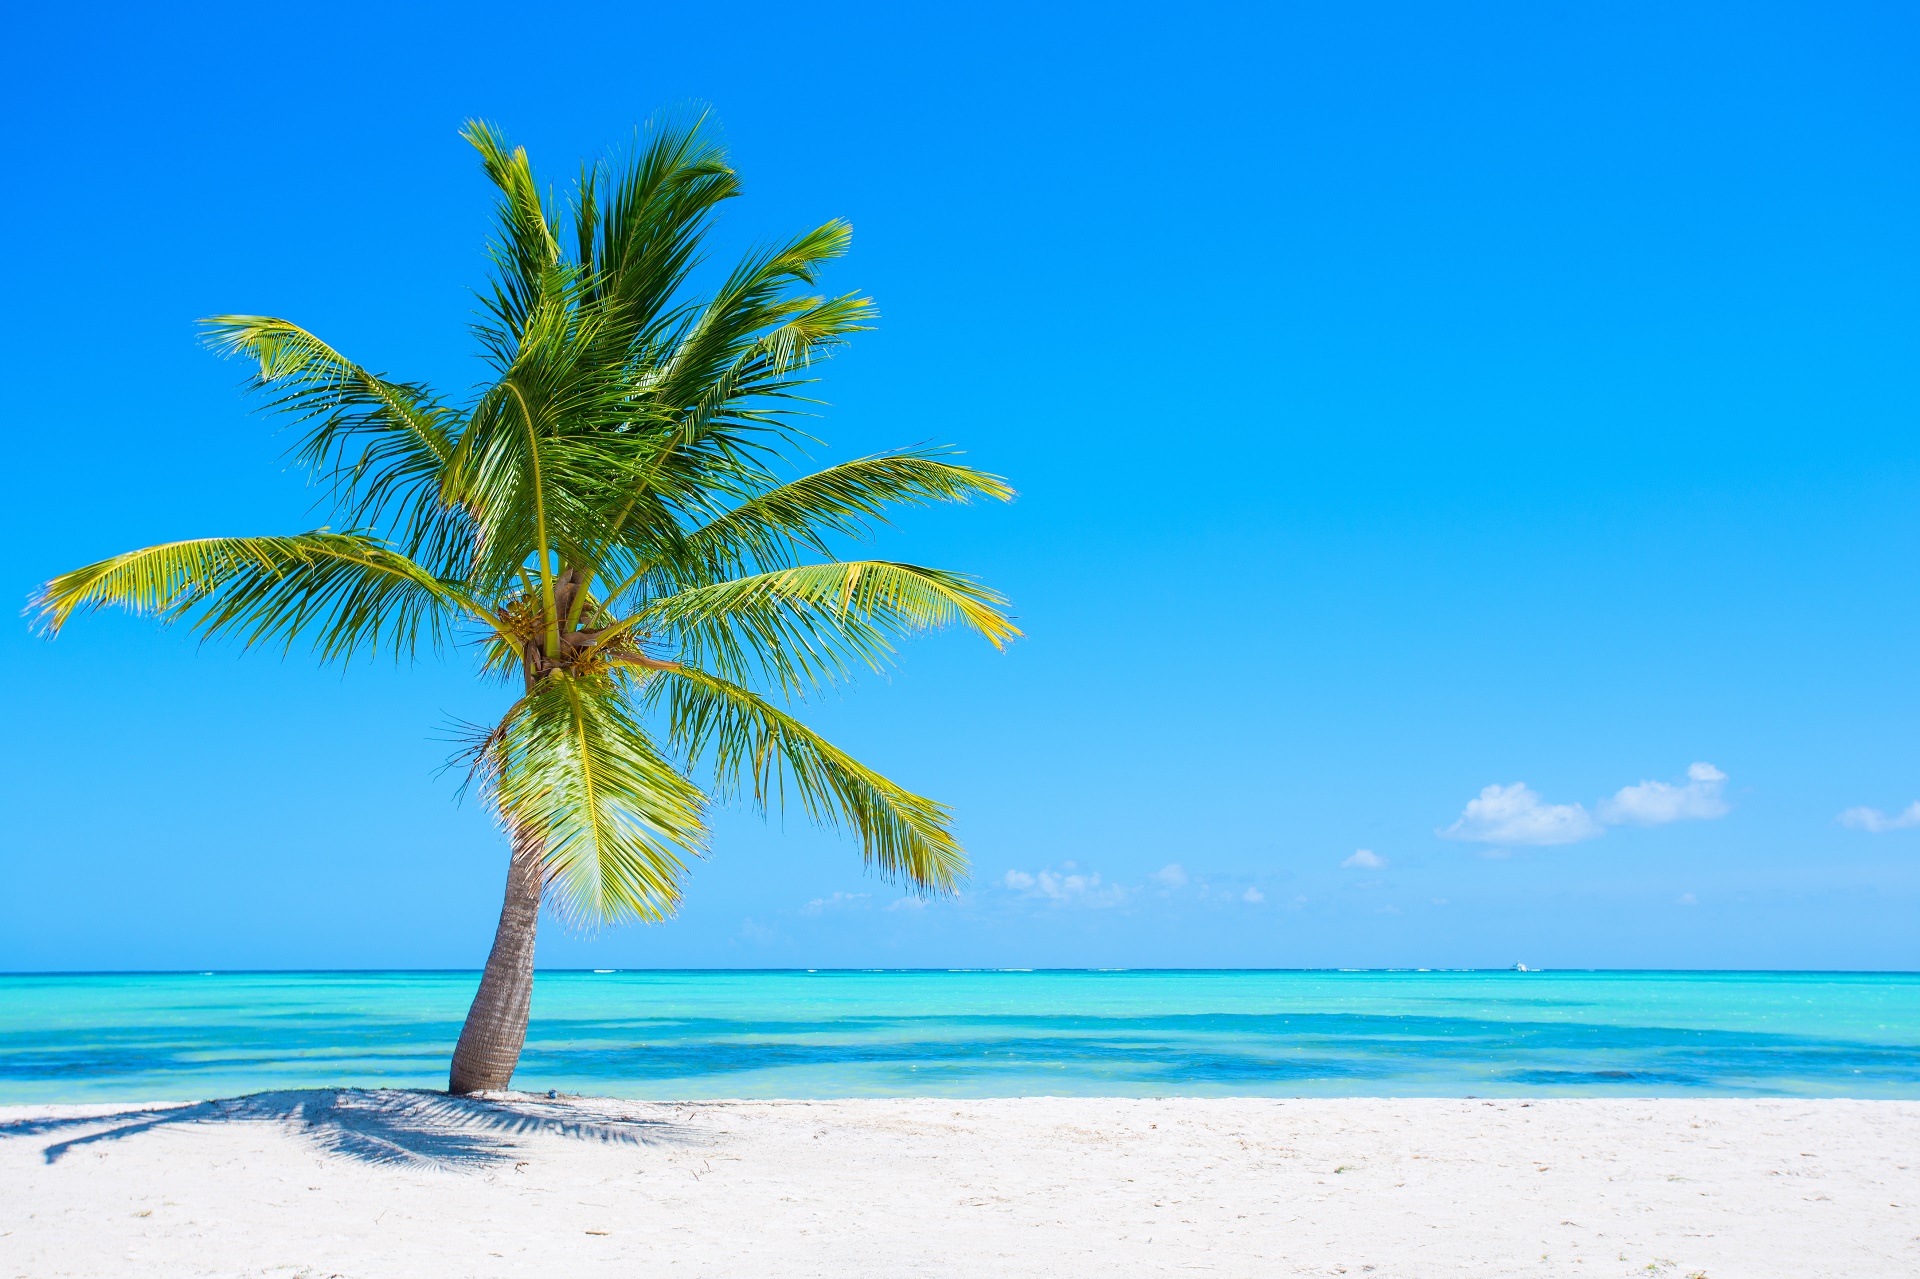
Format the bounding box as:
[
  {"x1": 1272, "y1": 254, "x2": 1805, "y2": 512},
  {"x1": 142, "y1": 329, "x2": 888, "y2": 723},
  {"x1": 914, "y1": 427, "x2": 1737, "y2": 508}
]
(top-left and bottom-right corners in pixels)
[{"x1": 0, "y1": 1088, "x2": 701, "y2": 1170}]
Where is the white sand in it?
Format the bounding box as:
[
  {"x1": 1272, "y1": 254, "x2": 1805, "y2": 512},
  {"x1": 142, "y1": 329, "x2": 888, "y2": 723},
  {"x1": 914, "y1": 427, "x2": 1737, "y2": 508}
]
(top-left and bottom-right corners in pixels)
[{"x1": 2, "y1": 1091, "x2": 1916, "y2": 1277}]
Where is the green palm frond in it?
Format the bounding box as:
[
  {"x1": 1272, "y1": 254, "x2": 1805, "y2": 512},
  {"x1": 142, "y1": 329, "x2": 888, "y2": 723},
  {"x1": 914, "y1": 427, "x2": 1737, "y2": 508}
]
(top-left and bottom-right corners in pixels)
[
  {"x1": 672, "y1": 450, "x2": 1014, "y2": 575},
  {"x1": 647, "y1": 222, "x2": 864, "y2": 419},
  {"x1": 449, "y1": 271, "x2": 642, "y2": 608},
  {"x1": 587, "y1": 110, "x2": 738, "y2": 341},
  {"x1": 484, "y1": 672, "x2": 707, "y2": 923},
  {"x1": 645, "y1": 291, "x2": 877, "y2": 479},
  {"x1": 648, "y1": 663, "x2": 965, "y2": 892},
  {"x1": 30, "y1": 532, "x2": 480, "y2": 663},
  {"x1": 639, "y1": 560, "x2": 1018, "y2": 690},
  {"x1": 464, "y1": 120, "x2": 565, "y2": 365},
  {"x1": 199, "y1": 317, "x2": 469, "y2": 568}
]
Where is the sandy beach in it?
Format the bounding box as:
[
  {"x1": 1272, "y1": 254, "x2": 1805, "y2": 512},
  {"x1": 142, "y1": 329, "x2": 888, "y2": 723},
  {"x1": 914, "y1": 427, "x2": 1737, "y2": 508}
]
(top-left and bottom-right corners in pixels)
[{"x1": 2, "y1": 1092, "x2": 1914, "y2": 1278}]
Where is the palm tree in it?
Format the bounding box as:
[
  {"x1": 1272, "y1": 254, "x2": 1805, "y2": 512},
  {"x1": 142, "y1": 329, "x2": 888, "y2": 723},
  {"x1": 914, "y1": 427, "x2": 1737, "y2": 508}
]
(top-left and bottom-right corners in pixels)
[{"x1": 30, "y1": 115, "x2": 1015, "y2": 1095}]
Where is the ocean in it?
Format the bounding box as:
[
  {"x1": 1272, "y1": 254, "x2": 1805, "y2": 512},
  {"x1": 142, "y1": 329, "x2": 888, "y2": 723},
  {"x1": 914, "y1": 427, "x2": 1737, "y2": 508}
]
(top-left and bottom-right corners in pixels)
[{"x1": 1, "y1": 969, "x2": 1916, "y2": 1104}]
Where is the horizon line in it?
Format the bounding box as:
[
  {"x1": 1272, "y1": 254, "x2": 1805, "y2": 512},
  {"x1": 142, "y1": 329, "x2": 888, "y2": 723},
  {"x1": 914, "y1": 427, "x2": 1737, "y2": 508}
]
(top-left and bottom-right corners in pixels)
[{"x1": 5, "y1": 966, "x2": 1918, "y2": 977}]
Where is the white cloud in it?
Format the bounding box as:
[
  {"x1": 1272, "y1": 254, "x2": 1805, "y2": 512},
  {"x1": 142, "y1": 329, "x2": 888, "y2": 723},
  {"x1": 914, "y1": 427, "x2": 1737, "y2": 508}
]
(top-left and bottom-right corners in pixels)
[
  {"x1": 1242, "y1": 887, "x2": 1265, "y2": 903},
  {"x1": 1341, "y1": 848, "x2": 1387, "y2": 869},
  {"x1": 1002, "y1": 866, "x2": 1128, "y2": 908},
  {"x1": 1676, "y1": 892, "x2": 1698, "y2": 906},
  {"x1": 884, "y1": 896, "x2": 928, "y2": 912},
  {"x1": 1839, "y1": 802, "x2": 1920, "y2": 833},
  {"x1": 1598, "y1": 762, "x2": 1729, "y2": 826},
  {"x1": 1150, "y1": 863, "x2": 1188, "y2": 888},
  {"x1": 1442, "y1": 764, "x2": 1731, "y2": 848},
  {"x1": 1039, "y1": 870, "x2": 1123, "y2": 905},
  {"x1": 1439, "y1": 782, "x2": 1603, "y2": 847},
  {"x1": 799, "y1": 891, "x2": 871, "y2": 917}
]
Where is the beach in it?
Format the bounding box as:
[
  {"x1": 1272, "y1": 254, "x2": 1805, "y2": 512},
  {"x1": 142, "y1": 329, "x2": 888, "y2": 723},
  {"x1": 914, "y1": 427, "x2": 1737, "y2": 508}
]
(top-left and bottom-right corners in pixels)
[
  {"x1": 10, "y1": 5, "x2": 1920, "y2": 1274},
  {"x1": 4, "y1": 1092, "x2": 1915, "y2": 1278}
]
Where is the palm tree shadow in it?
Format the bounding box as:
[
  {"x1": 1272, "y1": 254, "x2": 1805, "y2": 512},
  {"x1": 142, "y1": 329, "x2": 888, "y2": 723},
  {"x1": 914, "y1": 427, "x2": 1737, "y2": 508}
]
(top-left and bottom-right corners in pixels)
[{"x1": 0, "y1": 1088, "x2": 701, "y2": 1171}]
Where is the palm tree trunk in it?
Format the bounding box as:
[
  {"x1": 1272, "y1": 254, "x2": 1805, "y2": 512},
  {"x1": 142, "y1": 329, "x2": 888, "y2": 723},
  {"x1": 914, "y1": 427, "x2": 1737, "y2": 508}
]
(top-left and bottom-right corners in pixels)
[{"x1": 448, "y1": 825, "x2": 544, "y2": 1093}]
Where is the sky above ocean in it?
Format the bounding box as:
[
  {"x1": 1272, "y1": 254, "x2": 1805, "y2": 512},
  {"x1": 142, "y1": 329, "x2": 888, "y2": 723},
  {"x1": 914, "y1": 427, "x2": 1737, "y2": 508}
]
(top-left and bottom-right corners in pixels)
[{"x1": 2, "y1": 2, "x2": 1918, "y2": 972}]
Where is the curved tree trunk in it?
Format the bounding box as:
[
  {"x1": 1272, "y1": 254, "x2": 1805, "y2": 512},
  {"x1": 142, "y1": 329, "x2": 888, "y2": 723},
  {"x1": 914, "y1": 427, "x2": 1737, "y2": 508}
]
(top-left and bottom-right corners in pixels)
[{"x1": 448, "y1": 825, "x2": 544, "y2": 1094}]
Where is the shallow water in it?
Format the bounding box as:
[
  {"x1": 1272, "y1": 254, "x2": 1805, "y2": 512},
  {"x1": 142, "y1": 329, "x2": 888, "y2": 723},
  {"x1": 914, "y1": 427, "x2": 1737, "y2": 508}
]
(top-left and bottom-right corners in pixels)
[{"x1": 2, "y1": 969, "x2": 1916, "y2": 1103}]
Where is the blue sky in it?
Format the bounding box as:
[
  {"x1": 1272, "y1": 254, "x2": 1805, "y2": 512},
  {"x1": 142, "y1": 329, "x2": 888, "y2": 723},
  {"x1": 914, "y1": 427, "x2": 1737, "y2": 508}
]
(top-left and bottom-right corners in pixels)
[{"x1": 3, "y1": 1, "x2": 1918, "y2": 971}]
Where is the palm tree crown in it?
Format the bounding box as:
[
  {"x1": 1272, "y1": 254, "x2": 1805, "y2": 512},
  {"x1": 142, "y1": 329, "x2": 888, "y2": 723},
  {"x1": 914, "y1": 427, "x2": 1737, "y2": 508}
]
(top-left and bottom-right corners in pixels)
[{"x1": 33, "y1": 116, "x2": 1013, "y2": 965}]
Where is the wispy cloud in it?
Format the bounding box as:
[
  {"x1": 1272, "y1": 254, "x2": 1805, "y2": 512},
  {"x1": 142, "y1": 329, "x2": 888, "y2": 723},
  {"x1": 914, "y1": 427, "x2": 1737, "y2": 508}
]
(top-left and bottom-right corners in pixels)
[
  {"x1": 1439, "y1": 782, "x2": 1603, "y2": 846},
  {"x1": 1001, "y1": 866, "x2": 1129, "y2": 908},
  {"x1": 1341, "y1": 848, "x2": 1387, "y2": 869},
  {"x1": 993, "y1": 862, "x2": 1274, "y2": 913},
  {"x1": 1839, "y1": 802, "x2": 1920, "y2": 833},
  {"x1": 1597, "y1": 763, "x2": 1729, "y2": 825},
  {"x1": 799, "y1": 891, "x2": 871, "y2": 917}
]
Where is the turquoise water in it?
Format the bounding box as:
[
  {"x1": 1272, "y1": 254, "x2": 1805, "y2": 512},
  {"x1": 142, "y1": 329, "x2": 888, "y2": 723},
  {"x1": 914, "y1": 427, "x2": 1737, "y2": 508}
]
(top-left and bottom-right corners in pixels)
[{"x1": 1, "y1": 970, "x2": 1916, "y2": 1104}]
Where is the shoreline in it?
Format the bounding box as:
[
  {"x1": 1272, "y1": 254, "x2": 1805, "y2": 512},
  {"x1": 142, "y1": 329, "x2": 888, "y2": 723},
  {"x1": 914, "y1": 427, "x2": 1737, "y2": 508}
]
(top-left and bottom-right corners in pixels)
[{"x1": 5, "y1": 1092, "x2": 1916, "y2": 1277}]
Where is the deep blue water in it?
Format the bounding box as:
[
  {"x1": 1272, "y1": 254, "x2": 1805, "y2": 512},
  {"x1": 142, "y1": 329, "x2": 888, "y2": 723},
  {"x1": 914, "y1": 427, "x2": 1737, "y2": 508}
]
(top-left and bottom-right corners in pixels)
[{"x1": 1, "y1": 969, "x2": 1916, "y2": 1103}]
